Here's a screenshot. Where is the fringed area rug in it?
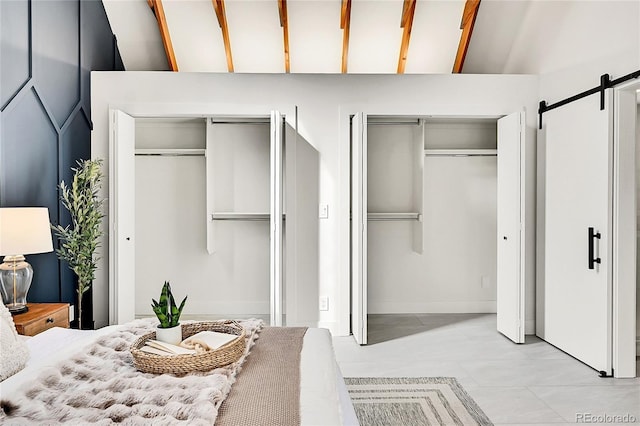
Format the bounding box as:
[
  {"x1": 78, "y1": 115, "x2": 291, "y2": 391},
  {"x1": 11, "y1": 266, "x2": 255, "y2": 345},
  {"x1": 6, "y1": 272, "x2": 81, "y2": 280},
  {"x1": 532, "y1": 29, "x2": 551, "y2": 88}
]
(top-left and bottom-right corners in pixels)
[{"x1": 345, "y1": 377, "x2": 493, "y2": 426}]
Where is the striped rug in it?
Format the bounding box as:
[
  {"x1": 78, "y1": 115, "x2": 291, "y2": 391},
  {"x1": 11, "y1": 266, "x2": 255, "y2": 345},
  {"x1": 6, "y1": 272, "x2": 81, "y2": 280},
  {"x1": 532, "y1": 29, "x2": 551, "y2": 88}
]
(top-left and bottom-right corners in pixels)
[{"x1": 345, "y1": 377, "x2": 493, "y2": 426}]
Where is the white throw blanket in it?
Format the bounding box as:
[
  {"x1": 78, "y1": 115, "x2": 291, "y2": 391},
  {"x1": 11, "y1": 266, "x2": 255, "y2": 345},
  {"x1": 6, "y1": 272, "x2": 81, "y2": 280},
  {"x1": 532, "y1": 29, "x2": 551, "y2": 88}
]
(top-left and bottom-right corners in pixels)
[
  {"x1": 0, "y1": 302, "x2": 29, "y2": 381},
  {"x1": 0, "y1": 318, "x2": 263, "y2": 425}
]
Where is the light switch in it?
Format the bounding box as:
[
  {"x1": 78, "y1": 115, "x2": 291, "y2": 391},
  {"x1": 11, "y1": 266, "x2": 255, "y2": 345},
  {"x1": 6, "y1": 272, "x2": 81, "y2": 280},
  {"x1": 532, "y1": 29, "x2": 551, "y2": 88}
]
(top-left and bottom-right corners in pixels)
[
  {"x1": 319, "y1": 204, "x2": 329, "y2": 219},
  {"x1": 319, "y1": 297, "x2": 329, "y2": 311}
]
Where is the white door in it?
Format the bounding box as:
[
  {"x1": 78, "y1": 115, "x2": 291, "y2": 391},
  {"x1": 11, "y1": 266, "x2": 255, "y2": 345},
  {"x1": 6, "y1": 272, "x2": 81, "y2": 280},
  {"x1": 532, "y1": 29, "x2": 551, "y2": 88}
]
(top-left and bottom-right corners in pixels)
[
  {"x1": 270, "y1": 110, "x2": 284, "y2": 326},
  {"x1": 351, "y1": 112, "x2": 367, "y2": 345},
  {"x1": 108, "y1": 109, "x2": 136, "y2": 324},
  {"x1": 496, "y1": 111, "x2": 526, "y2": 343},
  {"x1": 284, "y1": 122, "x2": 320, "y2": 327},
  {"x1": 543, "y1": 91, "x2": 613, "y2": 374}
]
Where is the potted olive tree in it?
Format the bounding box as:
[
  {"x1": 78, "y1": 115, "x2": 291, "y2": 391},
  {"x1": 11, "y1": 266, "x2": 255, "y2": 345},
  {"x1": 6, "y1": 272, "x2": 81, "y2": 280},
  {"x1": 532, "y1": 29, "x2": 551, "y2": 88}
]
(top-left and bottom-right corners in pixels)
[
  {"x1": 52, "y1": 159, "x2": 104, "y2": 330},
  {"x1": 152, "y1": 281, "x2": 187, "y2": 344}
]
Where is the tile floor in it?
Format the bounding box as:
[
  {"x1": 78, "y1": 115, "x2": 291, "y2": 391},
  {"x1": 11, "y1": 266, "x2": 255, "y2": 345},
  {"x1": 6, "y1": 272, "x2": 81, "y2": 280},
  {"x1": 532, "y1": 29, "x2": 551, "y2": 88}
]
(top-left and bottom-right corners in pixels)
[{"x1": 332, "y1": 314, "x2": 640, "y2": 425}]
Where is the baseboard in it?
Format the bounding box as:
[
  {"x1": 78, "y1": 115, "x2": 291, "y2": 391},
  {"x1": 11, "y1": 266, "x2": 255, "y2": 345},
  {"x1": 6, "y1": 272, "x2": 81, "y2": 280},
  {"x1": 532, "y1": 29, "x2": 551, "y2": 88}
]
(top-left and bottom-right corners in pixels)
[
  {"x1": 287, "y1": 320, "x2": 319, "y2": 328},
  {"x1": 137, "y1": 301, "x2": 270, "y2": 318},
  {"x1": 317, "y1": 321, "x2": 341, "y2": 336},
  {"x1": 178, "y1": 313, "x2": 270, "y2": 321},
  {"x1": 368, "y1": 301, "x2": 497, "y2": 314}
]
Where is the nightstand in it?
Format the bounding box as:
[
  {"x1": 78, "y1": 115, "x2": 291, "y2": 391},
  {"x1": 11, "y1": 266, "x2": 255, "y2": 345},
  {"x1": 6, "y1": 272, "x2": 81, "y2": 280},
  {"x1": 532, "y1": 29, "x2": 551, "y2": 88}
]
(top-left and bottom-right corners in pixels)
[{"x1": 12, "y1": 303, "x2": 70, "y2": 336}]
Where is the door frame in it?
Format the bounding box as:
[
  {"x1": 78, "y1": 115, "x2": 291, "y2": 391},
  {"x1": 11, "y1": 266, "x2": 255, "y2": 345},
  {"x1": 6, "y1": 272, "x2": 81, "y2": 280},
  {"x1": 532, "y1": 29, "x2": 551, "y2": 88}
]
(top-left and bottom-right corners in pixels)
[
  {"x1": 611, "y1": 80, "x2": 638, "y2": 378},
  {"x1": 104, "y1": 103, "x2": 296, "y2": 326},
  {"x1": 340, "y1": 103, "x2": 530, "y2": 342}
]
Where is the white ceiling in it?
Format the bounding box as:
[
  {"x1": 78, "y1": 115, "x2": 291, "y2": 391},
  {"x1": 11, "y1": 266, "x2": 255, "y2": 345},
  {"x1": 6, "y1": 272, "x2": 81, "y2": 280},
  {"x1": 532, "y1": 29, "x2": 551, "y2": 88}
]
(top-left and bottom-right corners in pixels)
[
  {"x1": 104, "y1": 0, "x2": 471, "y2": 73},
  {"x1": 102, "y1": 0, "x2": 638, "y2": 75}
]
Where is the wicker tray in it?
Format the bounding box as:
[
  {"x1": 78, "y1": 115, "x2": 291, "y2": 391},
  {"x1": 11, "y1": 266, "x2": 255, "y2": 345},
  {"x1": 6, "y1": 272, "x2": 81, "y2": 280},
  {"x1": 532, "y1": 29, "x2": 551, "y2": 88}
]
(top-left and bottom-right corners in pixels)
[{"x1": 130, "y1": 320, "x2": 246, "y2": 375}]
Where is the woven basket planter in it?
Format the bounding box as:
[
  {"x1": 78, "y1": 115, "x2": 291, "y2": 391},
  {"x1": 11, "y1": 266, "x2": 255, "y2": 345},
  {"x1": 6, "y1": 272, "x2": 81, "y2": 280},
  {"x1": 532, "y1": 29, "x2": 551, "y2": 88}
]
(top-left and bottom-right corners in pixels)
[{"x1": 130, "y1": 320, "x2": 245, "y2": 375}]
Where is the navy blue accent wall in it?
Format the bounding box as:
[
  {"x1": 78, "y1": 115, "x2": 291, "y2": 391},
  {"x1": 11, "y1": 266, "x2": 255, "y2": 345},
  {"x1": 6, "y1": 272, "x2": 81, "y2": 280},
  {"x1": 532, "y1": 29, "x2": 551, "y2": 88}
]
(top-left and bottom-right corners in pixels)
[{"x1": 0, "y1": 0, "x2": 123, "y2": 326}]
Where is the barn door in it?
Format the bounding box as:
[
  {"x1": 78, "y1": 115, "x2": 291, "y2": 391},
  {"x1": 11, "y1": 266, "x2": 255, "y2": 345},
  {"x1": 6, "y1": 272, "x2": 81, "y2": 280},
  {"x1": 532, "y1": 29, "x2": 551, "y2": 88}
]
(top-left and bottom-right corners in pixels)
[
  {"x1": 270, "y1": 110, "x2": 284, "y2": 326},
  {"x1": 109, "y1": 109, "x2": 136, "y2": 324},
  {"x1": 351, "y1": 112, "x2": 368, "y2": 345},
  {"x1": 542, "y1": 91, "x2": 613, "y2": 375},
  {"x1": 496, "y1": 111, "x2": 526, "y2": 343}
]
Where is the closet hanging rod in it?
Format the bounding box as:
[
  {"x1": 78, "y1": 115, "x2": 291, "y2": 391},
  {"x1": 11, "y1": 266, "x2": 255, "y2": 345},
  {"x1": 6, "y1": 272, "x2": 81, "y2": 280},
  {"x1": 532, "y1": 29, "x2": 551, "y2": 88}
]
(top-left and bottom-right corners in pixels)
[
  {"x1": 367, "y1": 120, "x2": 421, "y2": 126},
  {"x1": 210, "y1": 118, "x2": 271, "y2": 125},
  {"x1": 210, "y1": 213, "x2": 286, "y2": 221},
  {"x1": 424, "y1": 149, "x2": 497, "y2": 157},
  {"x1": 135, "y1": 148, "x2": 205, "y2": 156},
  {"x1": 367, "y1": 213, "x2": 422, "y2": 221}
]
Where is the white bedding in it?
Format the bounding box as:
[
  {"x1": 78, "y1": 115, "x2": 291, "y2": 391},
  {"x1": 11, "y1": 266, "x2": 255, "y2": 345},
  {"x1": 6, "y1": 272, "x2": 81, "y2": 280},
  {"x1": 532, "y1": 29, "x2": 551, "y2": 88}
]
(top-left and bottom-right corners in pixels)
[{"x1": 1, "y1": 325, "x2": 358, "y2": 426}]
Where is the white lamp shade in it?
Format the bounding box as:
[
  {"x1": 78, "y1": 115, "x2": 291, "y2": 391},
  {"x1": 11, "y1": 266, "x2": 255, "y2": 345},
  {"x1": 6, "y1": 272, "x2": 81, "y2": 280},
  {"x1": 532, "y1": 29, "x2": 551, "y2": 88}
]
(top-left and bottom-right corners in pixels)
[{"x1": 0, "y1": 208, "x2": 54, "y2": 256}]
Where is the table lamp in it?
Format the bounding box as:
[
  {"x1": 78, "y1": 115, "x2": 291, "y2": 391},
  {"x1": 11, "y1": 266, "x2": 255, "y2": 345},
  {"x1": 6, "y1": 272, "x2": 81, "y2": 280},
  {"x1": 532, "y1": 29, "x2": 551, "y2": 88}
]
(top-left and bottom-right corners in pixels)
[{"x1": 0, "y1": 208, "x2": 53, "y2": 314}]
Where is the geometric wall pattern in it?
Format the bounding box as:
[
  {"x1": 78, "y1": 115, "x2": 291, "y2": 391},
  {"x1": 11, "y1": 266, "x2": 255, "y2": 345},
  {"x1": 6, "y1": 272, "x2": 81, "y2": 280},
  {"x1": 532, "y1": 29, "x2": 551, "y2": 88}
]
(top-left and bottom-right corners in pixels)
[{"x1": 0, "y1": 0, "x2": 123, "y2": 326}]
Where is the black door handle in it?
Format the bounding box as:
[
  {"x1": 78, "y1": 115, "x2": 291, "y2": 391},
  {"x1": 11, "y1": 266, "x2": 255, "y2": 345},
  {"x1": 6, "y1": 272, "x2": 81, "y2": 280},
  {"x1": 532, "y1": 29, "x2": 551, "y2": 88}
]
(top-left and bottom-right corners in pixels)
[{"x1": 588, "y1": 227, "x2": 601, "y2": 270}]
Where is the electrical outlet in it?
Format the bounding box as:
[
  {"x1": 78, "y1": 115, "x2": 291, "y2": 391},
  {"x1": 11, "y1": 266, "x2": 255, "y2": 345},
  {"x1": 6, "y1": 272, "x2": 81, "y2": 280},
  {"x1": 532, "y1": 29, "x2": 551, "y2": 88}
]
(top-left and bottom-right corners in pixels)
[
  {"x1": 69, "y1": 305, "x2": 75, "y2": 322},
  {"x1": 481, "y1": 276, "x2": 490, "y2": 289},
  {"x1": 319, "y1": 204, "x2": 329, "y2": 219},
  {"x1": 319, "y1": 296, "x2": 329, "y2": 311}
]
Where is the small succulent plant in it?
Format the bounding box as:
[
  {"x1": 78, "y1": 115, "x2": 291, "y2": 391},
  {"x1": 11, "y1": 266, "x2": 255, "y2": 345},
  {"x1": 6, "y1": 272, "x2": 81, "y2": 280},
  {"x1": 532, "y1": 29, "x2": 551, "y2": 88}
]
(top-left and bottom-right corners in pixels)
[{"x1": 151, "y1": 281, "x2": 187, "y2": 328}]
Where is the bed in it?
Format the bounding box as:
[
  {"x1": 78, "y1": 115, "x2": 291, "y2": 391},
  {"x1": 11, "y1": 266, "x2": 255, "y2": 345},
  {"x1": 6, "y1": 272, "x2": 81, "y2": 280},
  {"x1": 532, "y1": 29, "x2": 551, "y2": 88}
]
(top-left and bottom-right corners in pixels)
[{"x1": 0, "y1": 320, "x2": 358, "y2": 425}]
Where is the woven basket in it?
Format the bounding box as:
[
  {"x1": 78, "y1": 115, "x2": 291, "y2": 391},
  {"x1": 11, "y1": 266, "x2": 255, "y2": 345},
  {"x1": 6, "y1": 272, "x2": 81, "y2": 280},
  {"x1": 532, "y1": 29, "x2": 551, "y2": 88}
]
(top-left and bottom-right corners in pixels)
[{"x1": 130, "y1": 320, "x2": 246, "y2": 375}]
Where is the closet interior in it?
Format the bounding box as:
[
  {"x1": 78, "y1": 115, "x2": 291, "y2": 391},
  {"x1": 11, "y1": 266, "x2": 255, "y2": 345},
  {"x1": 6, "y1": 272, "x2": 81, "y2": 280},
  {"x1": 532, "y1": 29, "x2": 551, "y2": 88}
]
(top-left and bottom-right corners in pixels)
[
  {"x1": 354, "y1": 115, "x2": 501, "y2": 344},
  {"x1": 110, "y1": 110, "x2": 319, "y2": 327}
]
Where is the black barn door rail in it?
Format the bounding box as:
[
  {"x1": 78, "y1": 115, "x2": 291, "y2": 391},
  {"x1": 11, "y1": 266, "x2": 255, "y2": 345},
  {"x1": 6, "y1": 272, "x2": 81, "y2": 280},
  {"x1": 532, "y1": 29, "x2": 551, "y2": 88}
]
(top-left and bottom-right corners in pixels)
[{"x1": 538, "y1": 69, "x2": 640, "y2": 129}]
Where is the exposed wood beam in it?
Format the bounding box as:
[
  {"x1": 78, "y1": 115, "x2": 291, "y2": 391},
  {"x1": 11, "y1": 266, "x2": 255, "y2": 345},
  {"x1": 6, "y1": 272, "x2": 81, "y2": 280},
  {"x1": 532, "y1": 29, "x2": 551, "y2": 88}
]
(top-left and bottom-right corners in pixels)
[
  {"x1": 278, "y1": 0, "x2": 290, "y2": 73},
  {"x1": 340, "y1": 0, "x2": 351, "y2": 73},
  {"x1": 397, "y1": 0, "x2": 416, "y2": 74},
  {"x1": 212, "y1": 0, "x2": 234, "y2": 72},
  {"x1": 452, "y1": 0, "x2": 480, "y2": 73},
  {"x1": 340, "y1": 0, "x2": 349, "y2": 29},
  {"x1": 400, "y1": 0, "x2": 413, "y2": 28},
  {"x1": 149, "y1": 0, "x2": 178, "y2": 71}
]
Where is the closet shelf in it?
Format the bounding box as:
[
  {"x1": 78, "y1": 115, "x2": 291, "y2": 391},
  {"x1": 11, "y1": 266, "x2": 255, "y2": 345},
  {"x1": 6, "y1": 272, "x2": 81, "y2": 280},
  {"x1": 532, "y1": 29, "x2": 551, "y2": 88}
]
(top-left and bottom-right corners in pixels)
[
  {"x1": 367, "y1": 213, "x2": 422, "y2": 221},
  {"x1": 210, "y1": 213, "x2": 286, "y2": 221},
  {"x1": 424, "y1": 149, "x2": 497, "y2": 157},
  {"x1": 135, "y1": 148, "x2": 206, "y2": 156}
]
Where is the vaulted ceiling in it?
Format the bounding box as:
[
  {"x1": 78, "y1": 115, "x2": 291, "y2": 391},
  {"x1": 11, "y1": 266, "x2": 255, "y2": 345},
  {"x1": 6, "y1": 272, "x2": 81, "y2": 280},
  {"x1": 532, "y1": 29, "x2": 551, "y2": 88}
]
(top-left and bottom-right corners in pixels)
[
  {"x1": 104, "y1": 0, "x2": 615, "y2": 75},
  {"x1": 103, "y1": 0, "x2": 493, "y2": 73}
]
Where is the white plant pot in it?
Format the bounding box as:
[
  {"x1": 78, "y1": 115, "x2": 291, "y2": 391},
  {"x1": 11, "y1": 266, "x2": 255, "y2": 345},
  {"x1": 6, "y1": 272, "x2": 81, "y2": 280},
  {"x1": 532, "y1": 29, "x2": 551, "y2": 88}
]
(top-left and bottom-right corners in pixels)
[{"x1": 155, "y1": 324, "x2": 182, "y2": 345}]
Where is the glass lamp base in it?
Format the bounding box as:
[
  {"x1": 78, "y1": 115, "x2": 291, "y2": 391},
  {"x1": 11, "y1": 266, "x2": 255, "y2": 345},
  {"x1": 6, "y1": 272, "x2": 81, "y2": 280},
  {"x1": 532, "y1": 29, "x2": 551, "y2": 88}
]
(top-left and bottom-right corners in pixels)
[
  {"x1": 0, "y1": 255, "x2": 33, "y2": 314},
  {"x1": 6, "y1": 304, "x2": 28, "y2": 314}
]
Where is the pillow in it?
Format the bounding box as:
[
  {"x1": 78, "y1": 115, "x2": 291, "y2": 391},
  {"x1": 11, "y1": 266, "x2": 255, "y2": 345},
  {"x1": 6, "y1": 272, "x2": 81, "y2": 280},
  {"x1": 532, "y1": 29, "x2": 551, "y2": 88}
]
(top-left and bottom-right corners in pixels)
[{"x1": 0, "y1": 302, "x2": 29, "y2": 381}]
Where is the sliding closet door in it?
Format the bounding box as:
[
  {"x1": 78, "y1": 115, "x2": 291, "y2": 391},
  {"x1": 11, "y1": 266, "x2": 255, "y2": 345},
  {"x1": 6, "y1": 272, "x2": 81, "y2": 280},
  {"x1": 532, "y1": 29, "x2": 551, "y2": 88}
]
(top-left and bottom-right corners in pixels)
[
  {"x1": 351, "y1": 112, "x2": 368, "y2": 345},
  {"x1": 108, "y1": 109, "x2": 135, "y2": 324},
  {"x1": 542, "y1": 91, "x2": 613, "y2": 375},
  {"x1": 496, "y1": 111, "x2": 526, "y2": 343},
  {"x1": 270, "y1": 110, "x2": 284, "y2": 326}
]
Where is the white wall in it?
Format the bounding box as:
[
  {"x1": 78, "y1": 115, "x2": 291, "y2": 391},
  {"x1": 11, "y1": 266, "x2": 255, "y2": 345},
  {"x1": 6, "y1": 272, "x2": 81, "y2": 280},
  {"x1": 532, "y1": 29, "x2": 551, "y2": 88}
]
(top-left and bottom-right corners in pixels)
[
  {"x1": 535, "y1": 0, "x2": 640, "y2": 100},
  {"x1": 91, "y1": 73, "x2": 538, "y2": 334},
  {"x1": 102, "y1": 0, "x2": 168, "y2": 71}
]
